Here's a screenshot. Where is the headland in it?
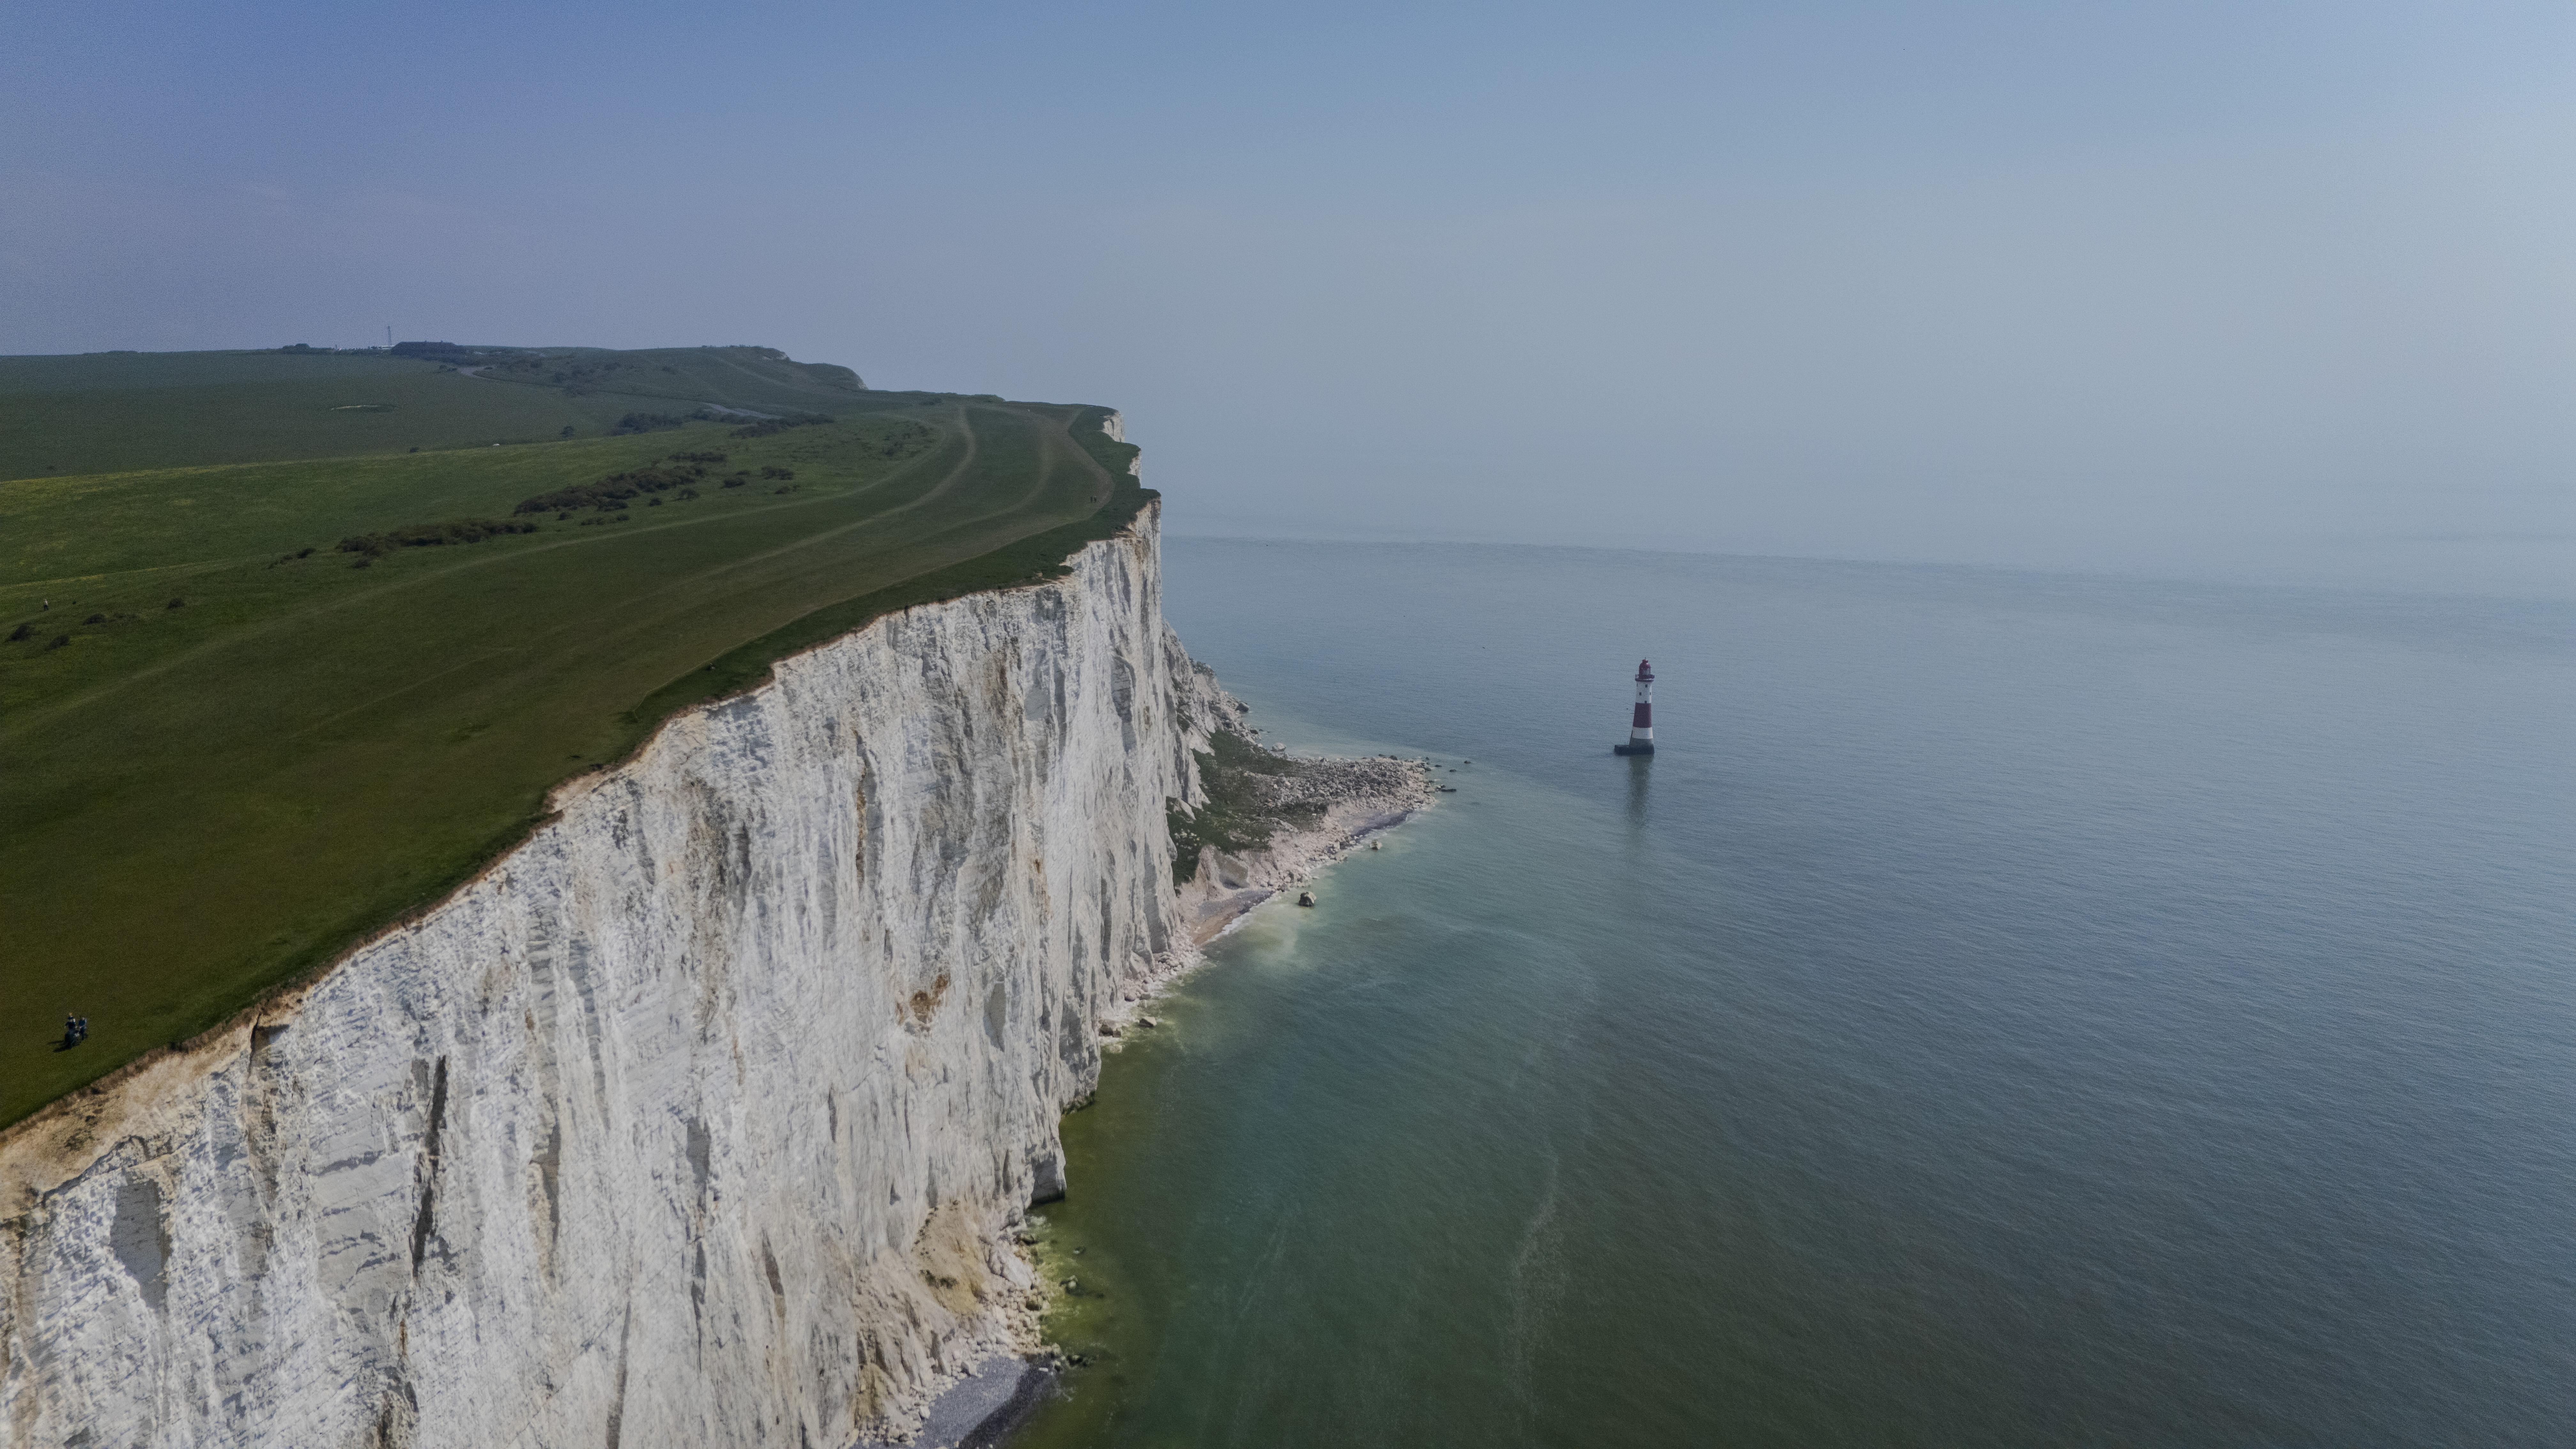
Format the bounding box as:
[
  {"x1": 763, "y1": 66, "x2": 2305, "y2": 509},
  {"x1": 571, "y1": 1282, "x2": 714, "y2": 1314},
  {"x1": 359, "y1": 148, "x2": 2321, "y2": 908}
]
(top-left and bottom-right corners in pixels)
[{"x1": 0, "y1": 351, "x2": 1430, "y2": 1446}]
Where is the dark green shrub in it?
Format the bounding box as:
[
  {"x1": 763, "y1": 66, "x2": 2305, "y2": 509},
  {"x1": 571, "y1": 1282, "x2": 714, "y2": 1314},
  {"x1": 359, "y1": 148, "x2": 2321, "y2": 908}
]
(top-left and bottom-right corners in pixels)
[
  {"x1": 610, "y1": 411, "x2": 689, "y2": 435},
  {"x1": 83, "y1": 613, "x2": 104, "y2": 625},
  {"x1": 722, "y1": 477, "x2": 747, "y2": 489},
  {"x1": 6, "y1": 623, "x2": 29, "y2": 642},
  {"x1": 391, "y1": 340, "x2": 472, "y2": 362},
  {"x1": 296, "y1": 547, "x2": 313, "y2": 558},
  {"x1": 727, "y1": 413, "x2": 833, "y2": 440},
  {"x1": 337, "y1": 519, "x2": 538, "y2": 556},
  {"x1": 165, "y1": 597, "x2": 184, "y2": 609},
  {"x1": 514, "y1": 465, "x2": 696, "y2": 514},
  {"x1": 668, "y1": 451, "x2": 727, "y2": 464},
  {"x1": 45, "y1": 634, "x2": 70, "y2": 650},
  {"x1": 864, "y1": 420, "x2": 937, "y2": 459},
  {"x1": 760, "y1": 466, "x2": 794, "y2": 480}
]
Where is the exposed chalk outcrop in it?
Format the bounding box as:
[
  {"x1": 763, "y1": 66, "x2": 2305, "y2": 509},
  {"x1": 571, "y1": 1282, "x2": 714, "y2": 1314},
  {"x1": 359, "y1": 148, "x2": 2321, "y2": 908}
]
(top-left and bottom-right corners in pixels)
[{"x1": 2, "y1": 501, "x2": 1235, "y2": 1448}]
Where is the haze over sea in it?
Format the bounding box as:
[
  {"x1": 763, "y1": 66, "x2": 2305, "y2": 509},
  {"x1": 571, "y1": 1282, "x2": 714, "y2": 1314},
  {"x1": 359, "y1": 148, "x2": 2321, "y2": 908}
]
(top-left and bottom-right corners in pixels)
[{"x1": 1015, "y1": 538, "x2": 2575, "y2": 1447}]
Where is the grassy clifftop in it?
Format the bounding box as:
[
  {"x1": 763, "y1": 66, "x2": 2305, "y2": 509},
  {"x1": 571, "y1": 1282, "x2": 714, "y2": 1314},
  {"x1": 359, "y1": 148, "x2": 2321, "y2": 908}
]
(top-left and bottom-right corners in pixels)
[
  {"x1": 0, "y1": 347, "x2": 1152, "y2": 1125},
  {"x1": 0, "y1": 344, "x2": 880, "y2": 481}
]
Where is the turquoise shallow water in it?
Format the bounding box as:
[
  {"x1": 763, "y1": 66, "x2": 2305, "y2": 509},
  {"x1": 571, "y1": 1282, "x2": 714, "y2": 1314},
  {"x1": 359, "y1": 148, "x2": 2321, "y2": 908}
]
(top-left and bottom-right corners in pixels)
[{"x1": 1014, "y1": 541, "x2": 2575, "y2": 1447}]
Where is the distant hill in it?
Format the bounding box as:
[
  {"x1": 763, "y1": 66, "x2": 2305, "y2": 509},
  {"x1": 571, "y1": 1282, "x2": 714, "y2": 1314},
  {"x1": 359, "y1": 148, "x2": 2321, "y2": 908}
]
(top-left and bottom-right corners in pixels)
[
  {"x1": 0, "y1": 344, "x2": 873, "y2": 481},
  {"x1": 0, "y1": 346, "x2": 1146, "y2": 1125}
]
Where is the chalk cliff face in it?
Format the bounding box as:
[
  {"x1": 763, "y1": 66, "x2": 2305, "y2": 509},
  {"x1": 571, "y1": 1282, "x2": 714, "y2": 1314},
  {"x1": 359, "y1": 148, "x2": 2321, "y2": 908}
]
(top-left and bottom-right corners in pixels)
[{"x1": 1, "y1": 499, "x2": 1222, "y2": 1448}]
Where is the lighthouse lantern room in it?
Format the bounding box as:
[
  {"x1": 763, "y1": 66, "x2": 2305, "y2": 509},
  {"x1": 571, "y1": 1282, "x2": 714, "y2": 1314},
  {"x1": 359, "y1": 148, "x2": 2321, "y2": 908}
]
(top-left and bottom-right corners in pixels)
[{"x1": 1613, "y1": 659, "x2": 1656, "y2": 755}]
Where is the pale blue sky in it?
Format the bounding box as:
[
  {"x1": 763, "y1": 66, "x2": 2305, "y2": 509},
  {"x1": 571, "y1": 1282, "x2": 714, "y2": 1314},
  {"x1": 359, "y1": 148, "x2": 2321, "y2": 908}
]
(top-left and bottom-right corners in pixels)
[{"x1": 6, "y1": 2, "x2": 2572, "y2": 594}]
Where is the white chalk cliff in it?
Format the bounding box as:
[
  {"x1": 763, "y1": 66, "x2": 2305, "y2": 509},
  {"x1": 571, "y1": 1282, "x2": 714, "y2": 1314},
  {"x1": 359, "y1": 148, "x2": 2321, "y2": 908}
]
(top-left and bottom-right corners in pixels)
[{"x1": 1, "y1": 497, "x2": 1230, "y2": 1447}]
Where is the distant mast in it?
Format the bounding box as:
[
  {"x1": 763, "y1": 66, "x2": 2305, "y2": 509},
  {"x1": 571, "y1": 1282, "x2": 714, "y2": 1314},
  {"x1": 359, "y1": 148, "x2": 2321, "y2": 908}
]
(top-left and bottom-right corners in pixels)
[{"x1": 1614, "y1": 659, "x2": 1656, "y2": 755}]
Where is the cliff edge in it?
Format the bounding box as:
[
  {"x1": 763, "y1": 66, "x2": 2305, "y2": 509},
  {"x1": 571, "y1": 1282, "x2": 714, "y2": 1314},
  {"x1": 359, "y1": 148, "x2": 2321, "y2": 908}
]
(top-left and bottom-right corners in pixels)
[{"x1": 0, "y1": 500, "x2": 1407, "y2": 1447}]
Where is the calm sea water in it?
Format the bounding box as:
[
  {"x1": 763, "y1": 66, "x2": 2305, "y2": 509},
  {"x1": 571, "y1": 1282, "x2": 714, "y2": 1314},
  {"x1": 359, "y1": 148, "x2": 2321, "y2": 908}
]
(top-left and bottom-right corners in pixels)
[{"x1": 1013, "y1": 541, "x2": 2576, "y2": 1448}]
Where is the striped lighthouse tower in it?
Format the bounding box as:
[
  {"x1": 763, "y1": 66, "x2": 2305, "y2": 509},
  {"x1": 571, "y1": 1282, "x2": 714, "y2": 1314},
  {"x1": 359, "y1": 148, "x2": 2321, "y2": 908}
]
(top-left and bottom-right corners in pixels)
[{"x1": 1614, "y1": 658, "x2": 1656, "y2": 755}]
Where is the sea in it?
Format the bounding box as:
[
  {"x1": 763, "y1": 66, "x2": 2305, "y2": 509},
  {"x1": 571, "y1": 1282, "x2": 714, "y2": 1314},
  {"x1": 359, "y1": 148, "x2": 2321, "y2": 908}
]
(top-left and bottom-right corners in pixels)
[{"x1": 1011, "y1": 540, "x2": 2575, "y2": 1448}]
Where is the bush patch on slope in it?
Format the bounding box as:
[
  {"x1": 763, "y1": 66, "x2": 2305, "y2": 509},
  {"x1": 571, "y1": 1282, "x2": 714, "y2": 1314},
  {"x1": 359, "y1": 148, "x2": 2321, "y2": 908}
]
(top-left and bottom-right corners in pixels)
[
  {"x1": 513, "y1": 465, "x2": 707, "y2": 514},
  {"x1": 1167, "y1": 728, "x2": 1308, "y2": 884},
  {"x1": 726, "y1": 413, "x2": 834, "y2": 439},
  {"x1": 336, "y1": 519, "x2": 539, "y2": 557}
]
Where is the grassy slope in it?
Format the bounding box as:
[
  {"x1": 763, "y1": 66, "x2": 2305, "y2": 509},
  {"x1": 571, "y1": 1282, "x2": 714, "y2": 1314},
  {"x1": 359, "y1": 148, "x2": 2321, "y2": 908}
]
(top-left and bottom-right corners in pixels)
[
  {"x1": 0, "y1": 352, "x2": 1150, "y2": 1124},
  {"x1": 0, "y1": 346, "x2": 882, "y2": 481}
]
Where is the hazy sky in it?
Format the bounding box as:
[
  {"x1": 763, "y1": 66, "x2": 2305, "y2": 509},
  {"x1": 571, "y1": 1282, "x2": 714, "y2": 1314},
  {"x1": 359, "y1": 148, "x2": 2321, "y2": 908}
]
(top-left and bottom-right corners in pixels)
[{"x1": 7, "y1": 1, "x2": 2572, "y2": 595}]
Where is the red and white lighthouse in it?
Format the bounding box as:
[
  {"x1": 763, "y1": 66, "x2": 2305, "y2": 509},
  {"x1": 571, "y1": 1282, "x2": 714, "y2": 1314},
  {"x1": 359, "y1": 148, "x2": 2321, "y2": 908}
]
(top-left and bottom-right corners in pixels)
[{"x1": 1613, "y1": 659, "x2": 1656, "y2": 755}]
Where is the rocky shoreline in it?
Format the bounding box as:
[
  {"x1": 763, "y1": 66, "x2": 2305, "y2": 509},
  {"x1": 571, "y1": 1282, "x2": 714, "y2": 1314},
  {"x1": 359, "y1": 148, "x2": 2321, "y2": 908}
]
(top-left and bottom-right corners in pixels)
[
  {"x1": 1113, "y1": 684, "x2": 1435, "y2": 1034},
  {"x1": 869, "y1": 717, "x2": 1434, "y2": 1447},
  {"x1": 1175, "y1": 748, "x2": 1433, "y2": 946}
]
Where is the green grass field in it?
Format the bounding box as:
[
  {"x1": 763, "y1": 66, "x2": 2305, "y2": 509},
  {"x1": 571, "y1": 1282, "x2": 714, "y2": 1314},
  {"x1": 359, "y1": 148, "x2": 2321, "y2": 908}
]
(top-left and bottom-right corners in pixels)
[
  {"x1": 0, "y1": 346, "x2": 1151, "y2": 1125},
  {"x1": 0, "y1": 344, "x2": 886, "y2": 480}
]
